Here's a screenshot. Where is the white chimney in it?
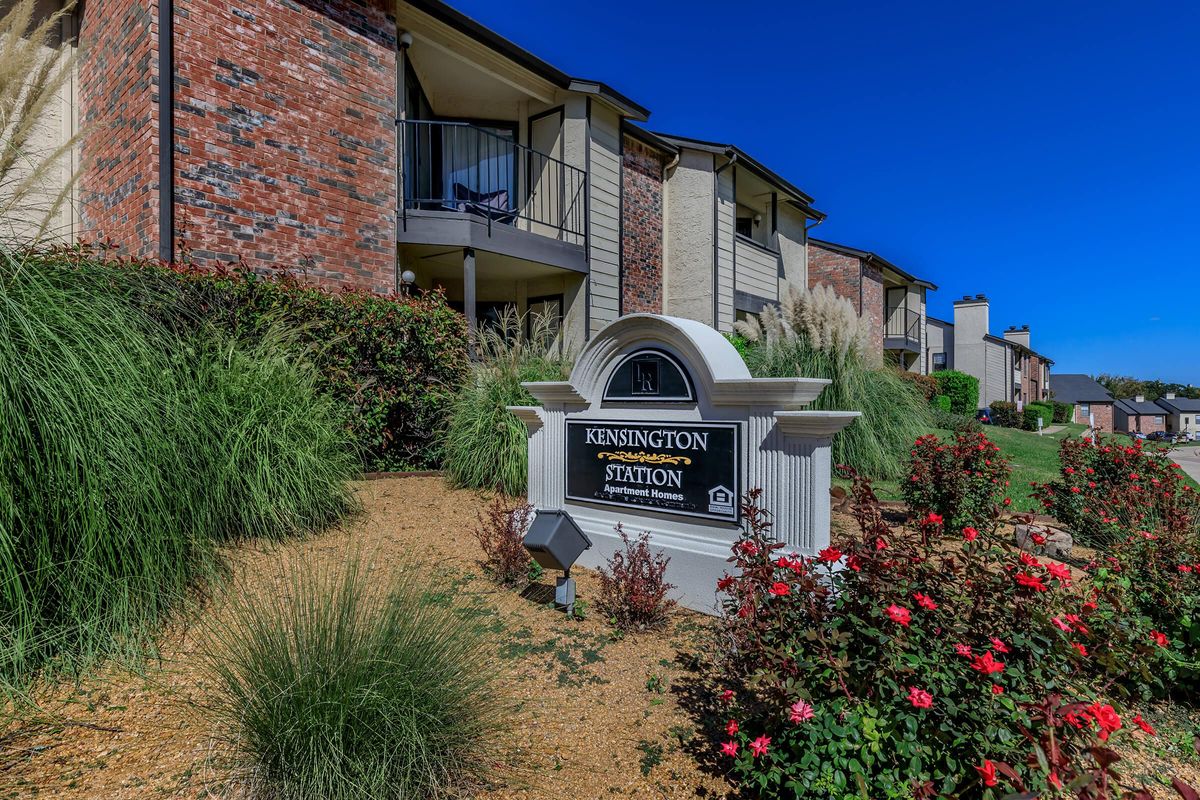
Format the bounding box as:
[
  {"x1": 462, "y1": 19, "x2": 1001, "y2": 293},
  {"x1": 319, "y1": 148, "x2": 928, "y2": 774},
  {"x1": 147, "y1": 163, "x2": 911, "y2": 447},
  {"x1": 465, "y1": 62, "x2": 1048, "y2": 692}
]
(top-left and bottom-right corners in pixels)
[
  {"x1": 1166, "y1": 392, "x2": 1177, "y2": 400},
  {"x1": 1135, "y1": 394, "x2": 1145, "y2": 403}
]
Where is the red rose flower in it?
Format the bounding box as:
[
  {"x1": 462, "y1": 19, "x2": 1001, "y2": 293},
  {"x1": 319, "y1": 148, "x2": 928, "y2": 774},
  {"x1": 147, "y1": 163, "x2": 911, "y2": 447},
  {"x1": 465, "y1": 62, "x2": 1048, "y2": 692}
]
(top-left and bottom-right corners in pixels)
[
  {"x1": 954, "y1": 643, "x2": 972, "y2": 657},
  {"x1": 720, "y1": 689, "x2": 734, "y2": 705},
  {"x1": 907, "y1": 686, "x2": 933, "y2": 709},
  {"x1": 885, "y1": 604, "x2": 911, "y2": 627},
  {"x1": 924, "y1": 512, "x2": 944, "y2": 526},
  {"x1": 971, "y1": 651, "x2": 1005, "y2": 675},
  {"x1": 1133, "y1": 713, "x2": 1157, "y2": 736},
  {"x1": 717, "y1": 575, "x2": 735, "y2": 591},
  {"x1": 913, "y1": 592, "x2": 938, "y2": 610},
  {"x1": 962, "y1": 526, "x2": 979, "y2": 542},
  {"x1": 769, "y1": 582, "x2": 790, "y2": 597},
  {"x1": 989, "y1": 637, "x2": 1009, "y2": 654},
  {"x1": 1015, "y1": 572, "x2": 1047, "y2": 592},
  {"x1": 749, "y1": 735, "x2": 771, "y2": 758},
  {"x1": 721, "y1": 740, "x2": 738, "y2": 757},
  {"x1": 1150, "y1": 630, "x2": 1169, "y2": 647},
  {"x1": 725, "y1": 719, "x2": 738, "y2": 736},
  {"x1": 1047, "y1": 562, "x2": 1071, "y2": 583},
  {"x1": 975, "y1": 760, "x2": 999, "y2": 787},
  {"x1": 817, "y1": 546, "x2": 842, "y2": 563},
  {"x1": 991, "y1": 684, "x2": 1004, "y2": 695},
  {"x1": 1087, "y1": 703, "x2": 1122, "y2": 741}
]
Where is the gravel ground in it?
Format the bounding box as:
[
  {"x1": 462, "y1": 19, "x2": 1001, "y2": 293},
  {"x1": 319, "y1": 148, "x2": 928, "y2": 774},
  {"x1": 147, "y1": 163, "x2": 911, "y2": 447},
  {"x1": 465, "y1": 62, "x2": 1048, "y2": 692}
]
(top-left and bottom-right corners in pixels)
[{"x1": 1, "y1": 476, "x2": 1197, "y2": 799}]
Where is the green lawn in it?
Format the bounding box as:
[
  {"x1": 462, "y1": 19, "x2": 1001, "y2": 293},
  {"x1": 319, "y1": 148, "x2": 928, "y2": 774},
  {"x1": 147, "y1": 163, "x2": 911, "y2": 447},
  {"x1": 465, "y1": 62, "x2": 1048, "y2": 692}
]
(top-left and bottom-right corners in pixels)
[{"x1": 841, "y1": 423, "x2": 1087, "y2": 514}]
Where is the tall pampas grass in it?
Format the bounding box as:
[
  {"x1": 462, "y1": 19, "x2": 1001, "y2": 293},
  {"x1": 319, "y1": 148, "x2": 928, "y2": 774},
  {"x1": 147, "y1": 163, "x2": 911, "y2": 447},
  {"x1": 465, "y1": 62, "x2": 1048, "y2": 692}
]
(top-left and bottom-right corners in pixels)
[
  {"x1": 735, "y1": 283, "x2": 931, "y2": 480},
  {"x1": 0, "y1": 0, "x2": 81, "y2": 243}
]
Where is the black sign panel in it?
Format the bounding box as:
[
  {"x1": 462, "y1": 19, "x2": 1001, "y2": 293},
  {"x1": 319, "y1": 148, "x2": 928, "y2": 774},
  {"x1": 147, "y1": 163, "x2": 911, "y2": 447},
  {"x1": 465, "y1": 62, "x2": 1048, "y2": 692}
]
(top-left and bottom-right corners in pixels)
[
  {"x1": 603, "y1": 349, "x2": 694, "y2": 402},
  {"x1": 566, "y1": 420, "x2": 739, "y2": 522}
]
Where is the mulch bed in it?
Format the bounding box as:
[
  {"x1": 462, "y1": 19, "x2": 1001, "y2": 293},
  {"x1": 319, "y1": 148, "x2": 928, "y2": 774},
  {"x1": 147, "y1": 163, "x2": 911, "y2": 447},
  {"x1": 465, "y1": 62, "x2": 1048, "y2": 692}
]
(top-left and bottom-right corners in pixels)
[{"x1": 1, "y1": 477, "x2": 1196, "y2": 798}]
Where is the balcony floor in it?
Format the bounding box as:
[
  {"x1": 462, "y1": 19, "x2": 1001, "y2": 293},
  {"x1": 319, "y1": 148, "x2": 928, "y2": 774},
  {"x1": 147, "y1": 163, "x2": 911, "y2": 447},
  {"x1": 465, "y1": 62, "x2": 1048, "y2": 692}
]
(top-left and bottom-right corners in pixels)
[{"x1": 398, "y1": 208, "x2": 587, "y2": 274}]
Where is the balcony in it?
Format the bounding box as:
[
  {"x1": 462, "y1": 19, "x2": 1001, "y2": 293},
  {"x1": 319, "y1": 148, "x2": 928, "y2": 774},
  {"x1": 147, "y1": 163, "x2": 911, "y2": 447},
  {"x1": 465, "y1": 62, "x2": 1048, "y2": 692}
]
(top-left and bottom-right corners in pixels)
[
  {"x1": 884, "y1": 307, "x2": 921, "y2": 353},
  {"x1": 399, "y1": 120, "x2": 588, "y2": 271}
]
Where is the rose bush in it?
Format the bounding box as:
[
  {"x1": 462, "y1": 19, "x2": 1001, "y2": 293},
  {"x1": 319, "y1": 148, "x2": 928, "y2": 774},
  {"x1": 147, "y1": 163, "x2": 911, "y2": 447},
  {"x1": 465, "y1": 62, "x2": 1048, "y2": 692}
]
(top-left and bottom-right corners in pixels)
[
  {"x1": 902, "y1": 431, "x2": 1012, "y2": 531},
  {"x1": 1033, "y1": 436, "x2": 1199, "y2": 548},
  {"x1": 711, "y1": 478, "x2": 1175, "y2": 798}
]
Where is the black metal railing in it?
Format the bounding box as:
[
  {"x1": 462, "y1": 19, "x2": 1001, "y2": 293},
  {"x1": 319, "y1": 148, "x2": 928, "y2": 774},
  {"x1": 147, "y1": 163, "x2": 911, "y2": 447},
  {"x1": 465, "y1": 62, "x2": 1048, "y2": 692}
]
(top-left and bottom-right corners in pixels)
[
  {"x1": 400, "y1": 119, "x2": 587, "y2": 246},
  {"x1": 884, "y1": 307, "x2": 921, "y2": 344}
]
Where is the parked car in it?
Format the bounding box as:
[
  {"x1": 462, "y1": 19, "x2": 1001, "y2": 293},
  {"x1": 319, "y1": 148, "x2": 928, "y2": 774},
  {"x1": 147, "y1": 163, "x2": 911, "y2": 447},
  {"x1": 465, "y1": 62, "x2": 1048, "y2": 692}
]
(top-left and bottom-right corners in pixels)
[
  {"x1": 1127, "y1": 431, "x2": 1147, "y2": 440},
  {"x1": 975, "y1": 408, "x2": 992, "y2": 425},
  {"x1": 1147, "y1": 430, "x2": 1174, "y2": 442}
]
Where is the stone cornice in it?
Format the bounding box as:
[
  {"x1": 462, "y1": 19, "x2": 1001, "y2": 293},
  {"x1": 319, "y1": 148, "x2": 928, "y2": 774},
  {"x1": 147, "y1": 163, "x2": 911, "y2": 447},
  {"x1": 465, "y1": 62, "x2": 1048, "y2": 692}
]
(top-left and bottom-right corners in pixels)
[
  {"x1": 506, "y1": 405, "x2": 544, "y2": 432},
  {"x1": 710, "y1": 377, "x2": 831, "y2": 408},
  {"x1": 521, "y1": 381, "x2": 586, "y2": 405},
  {"x1": 774, "y1": 410, "x2": 862, "y2": 438}
]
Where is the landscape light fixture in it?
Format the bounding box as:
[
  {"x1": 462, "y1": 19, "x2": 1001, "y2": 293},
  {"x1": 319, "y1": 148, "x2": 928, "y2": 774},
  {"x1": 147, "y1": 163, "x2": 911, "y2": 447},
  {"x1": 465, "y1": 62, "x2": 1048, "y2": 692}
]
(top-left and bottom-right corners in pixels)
[
  {"x1": 523, "y1": 509, "x2": 591, "y2": 615},
  {"x1": 399, "y1": 269, "x2": 417, "y2": 296}
]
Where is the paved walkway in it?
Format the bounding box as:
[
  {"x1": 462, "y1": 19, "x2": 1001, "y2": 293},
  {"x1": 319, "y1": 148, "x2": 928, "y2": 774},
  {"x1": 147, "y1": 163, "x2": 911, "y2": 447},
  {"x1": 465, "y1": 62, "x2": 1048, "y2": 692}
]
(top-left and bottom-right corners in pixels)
[
  {"x1": 1041, "y1": 425, "x2": 1066, "y2": 435},
  {"x1": 1171, "y1": 444, "x2": 1200, "y2": 485}
]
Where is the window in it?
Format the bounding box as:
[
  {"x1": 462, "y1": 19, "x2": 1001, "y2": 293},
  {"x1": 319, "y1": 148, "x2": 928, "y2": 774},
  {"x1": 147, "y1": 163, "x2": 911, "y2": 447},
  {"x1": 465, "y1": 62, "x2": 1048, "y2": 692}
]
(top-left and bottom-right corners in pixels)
[
  {"x1": 932, "y1": 352, "x2": 947, "y2": 371},
  {"x1": 1154, "y1": 416, "x2": 1164, "y2": 424},
  {"x1": 735, "y1": 217, "x2": 753, "y2": 238},
  {"x1": 1079, "y1": 403, "x2": 1091, "y2": 419}
]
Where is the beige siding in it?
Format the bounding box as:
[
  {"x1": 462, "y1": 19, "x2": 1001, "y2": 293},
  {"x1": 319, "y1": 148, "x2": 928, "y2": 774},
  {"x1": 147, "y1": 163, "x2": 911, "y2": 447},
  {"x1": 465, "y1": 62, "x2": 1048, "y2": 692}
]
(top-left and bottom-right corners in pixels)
[
  {"x1": 734, "y1": 238, "x2": 779, "y2": 301},
  {"x1": 586, "y1": 102, "x2": 621, "y2": 333},
  {"x1": 775, "y1": 203, "x2": 807, "y2": 295},
  {"x1": 982, "y1": 340, "x2": 1009, "y2": 408},
  {"x1": 715, "y1": 167, "x2": 735, "y2": 331},
  {"x1": 3, "y1": 0, "x2": 79, "y2": 243},
  {"x1": 662, "y1": 148, "x2": 714, "y2": 325}
]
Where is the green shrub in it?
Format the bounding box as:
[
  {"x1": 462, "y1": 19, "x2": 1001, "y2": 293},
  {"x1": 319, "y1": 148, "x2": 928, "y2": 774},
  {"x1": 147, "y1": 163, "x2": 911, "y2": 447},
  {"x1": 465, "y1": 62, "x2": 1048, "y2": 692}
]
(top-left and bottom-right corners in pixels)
[
  {"x1": 60, "y1": 248, "x2": 468, "y2": 471},
  {"x1": 1052, "y1": 400, "x2": 1073, "y2": 424},
  {"x1": 443, "y1": 309, "x2": 570, "y2": 494},
  {"x1": 203, "y1": 555, "x2": 508, "y2": 800},
  {"x1": 931, "y1": 407, "x2": 982, "y2": 434},
  {"x1": 990, "y1": 400, "x2": 1021, "y2": 428},
  {"x1": 931, "y1": 370, "x2": 979, "y2": 414},
  {"x1": 898, "y1": 371, "x2": 940, "y2": 403},
  {"x1": 1023, "y1": 402, "x2": 1054, "y2": 431},
  {"x1": 932, "y1": 394, "x2": 952, "y2": 412},
  {"x1": 0, "y1": 253, "x2": 356, "y2": 689}
]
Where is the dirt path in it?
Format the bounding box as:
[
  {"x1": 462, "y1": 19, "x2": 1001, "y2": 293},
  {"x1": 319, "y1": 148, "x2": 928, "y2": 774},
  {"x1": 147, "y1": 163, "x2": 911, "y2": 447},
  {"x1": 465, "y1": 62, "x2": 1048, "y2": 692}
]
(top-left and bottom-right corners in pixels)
[{"x1": 0, "y1": 478, "x2": 731, "y2": 799}]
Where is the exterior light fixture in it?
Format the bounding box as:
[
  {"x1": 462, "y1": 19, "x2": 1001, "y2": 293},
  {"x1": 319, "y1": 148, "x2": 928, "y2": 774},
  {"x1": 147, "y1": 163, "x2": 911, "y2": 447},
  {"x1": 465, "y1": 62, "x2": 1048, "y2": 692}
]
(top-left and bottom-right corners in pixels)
[
  {"x1": 523, "y1": 509, "x2": 591, "y2": 614},
  {"x1": 399, "y1": 269, "x2": 417, "y2": 296}
]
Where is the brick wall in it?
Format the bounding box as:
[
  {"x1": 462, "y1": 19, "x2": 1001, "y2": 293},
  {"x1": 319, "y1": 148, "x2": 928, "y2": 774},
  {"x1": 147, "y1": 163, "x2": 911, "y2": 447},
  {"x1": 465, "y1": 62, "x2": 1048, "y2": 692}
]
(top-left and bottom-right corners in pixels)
[
  {"x1": 862, "y1": 261, "x2": 884, "y2": 355},
  {"x1": 1132, "y1": 414, "x2": 1167, "y2": 434},
  {"x1": 173, "y1": 0, "x2": 397, "y2": 292},
  {"x1": 78, "y1": 0, "x2": 159, "y2": 257},
  {"x1": 807, "y1": 241, "x2": 884, "y2": 355},
  {"x1": 1075, "y1": 402, "x2": 1114, "y2": 432},
  {"x1": 620, "y1": 135, "x2": 665, "y2": 313}
]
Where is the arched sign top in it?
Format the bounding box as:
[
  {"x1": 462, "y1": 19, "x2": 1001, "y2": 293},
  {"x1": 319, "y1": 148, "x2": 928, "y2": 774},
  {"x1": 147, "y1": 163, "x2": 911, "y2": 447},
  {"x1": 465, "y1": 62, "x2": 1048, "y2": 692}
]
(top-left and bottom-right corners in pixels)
[{"x1": 603, "y1": 348, "x2": 695, "y2": 402}]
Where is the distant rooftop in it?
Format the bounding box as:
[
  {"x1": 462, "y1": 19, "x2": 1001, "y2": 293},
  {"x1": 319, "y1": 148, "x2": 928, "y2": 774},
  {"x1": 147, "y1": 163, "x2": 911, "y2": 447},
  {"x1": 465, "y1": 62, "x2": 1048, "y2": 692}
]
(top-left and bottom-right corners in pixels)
[{"x1": 1051, "y1": 374, "x2": 1113, "y2": 404}]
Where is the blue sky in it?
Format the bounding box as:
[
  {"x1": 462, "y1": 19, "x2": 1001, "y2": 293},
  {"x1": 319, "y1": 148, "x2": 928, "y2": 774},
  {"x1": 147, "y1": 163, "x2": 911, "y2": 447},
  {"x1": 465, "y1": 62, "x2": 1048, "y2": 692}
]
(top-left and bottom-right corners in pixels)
[{"x1": 447, "y1": 0, "x2": 1200, "y2": 384}]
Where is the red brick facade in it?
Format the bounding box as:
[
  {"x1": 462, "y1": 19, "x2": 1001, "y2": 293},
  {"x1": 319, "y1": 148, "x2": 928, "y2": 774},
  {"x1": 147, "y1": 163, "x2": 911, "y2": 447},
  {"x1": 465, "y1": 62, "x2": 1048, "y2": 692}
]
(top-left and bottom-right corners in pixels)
[
  {"x1": 1017, "y1": 352, "x2": 1049, "y2": 403},
  {"x1": 78, "y1": 0, "x2": 397, "y2": 292},
  {"x1": 1124, "y1": 413, "x2": 1166, "y2": 434},
  {"x1": 78, "y1": 0, "x2": 160, "y2": 257},
  {"x1": 1074, "y1": 402, "x2": 1114, "y2": 433},
  {"x1": 807, "y1": 241, "x2": 884, "y2": 353},
  {"x1": 620, "y1": 135, "x2": 666, "y2": 313}
]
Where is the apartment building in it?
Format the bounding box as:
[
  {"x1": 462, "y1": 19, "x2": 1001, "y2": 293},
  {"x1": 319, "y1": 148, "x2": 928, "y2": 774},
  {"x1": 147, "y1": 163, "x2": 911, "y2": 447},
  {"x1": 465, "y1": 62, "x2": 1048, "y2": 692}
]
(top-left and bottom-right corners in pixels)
[
  {"x1": 806, "y1": 239, "x2": 936, "y2": 373},
  {"x1": 25, "y1": 0, "x2": 688, "y2": 352},
  {"x1": 651, "y1": 135, "x2": 824, "y2": 332},
  {"x1": 928, "y1": 295, "x2": 1053, "y2": 409}
]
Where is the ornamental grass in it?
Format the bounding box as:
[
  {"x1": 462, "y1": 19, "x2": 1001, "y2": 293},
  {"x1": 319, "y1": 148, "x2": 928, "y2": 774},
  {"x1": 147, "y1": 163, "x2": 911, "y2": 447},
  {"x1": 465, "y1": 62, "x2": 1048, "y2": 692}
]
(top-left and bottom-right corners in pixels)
[
  {"x1": 0, "y1": 251, "x2": 357, "y2": 692},
  {"x1": 202, "y1": 554, "x2": 511, "y2": 800}
]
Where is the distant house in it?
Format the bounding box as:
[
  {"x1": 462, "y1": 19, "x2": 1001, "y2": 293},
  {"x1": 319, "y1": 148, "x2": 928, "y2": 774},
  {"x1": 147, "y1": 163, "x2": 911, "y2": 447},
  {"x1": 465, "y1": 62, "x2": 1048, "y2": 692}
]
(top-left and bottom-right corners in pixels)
[
  {"x1": 1156, "y1": 394, "x2": 1200, "y2": 439},
  {"x1": 1114, "y1": 396, "x2": 1167, "y2": 435},
  {"x1": 1051, "y1": 374, "x2": 1115, "y2": 432},
  {"x1": 928, "y1": 295, "x2": 1053, "y2": 410}
]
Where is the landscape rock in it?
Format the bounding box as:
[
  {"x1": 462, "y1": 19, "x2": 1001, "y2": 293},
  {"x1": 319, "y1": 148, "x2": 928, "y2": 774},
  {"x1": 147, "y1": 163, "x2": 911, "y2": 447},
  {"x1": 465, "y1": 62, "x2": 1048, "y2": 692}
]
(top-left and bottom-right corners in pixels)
[{"x1": 1014, "y1": 523, "x2": 1073, "y2": 558}]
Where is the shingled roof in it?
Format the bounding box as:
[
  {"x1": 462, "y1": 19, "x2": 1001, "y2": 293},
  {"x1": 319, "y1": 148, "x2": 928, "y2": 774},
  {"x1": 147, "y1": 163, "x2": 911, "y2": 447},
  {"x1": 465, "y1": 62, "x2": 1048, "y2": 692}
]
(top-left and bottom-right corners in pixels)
[{"x1": 1051, "y1": 374, "x2": 1113, "y2": 404}]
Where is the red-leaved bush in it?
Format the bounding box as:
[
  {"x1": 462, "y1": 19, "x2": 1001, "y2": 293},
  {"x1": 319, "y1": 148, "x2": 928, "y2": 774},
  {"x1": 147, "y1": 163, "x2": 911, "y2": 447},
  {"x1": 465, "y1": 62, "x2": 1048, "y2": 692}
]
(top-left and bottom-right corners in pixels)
[
  {"x1": 712, "y1": 479, "x2": 1183, "y2": 799},
  {"x1": 597, "y1": 525, "x2": 676, "y2": 631},
  {"x1": 472, "y1": 497, "x2": 535, "y2": 587},
  {"x1": 902, "y1": 431, "x2": 1013, "y2": 531}
]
